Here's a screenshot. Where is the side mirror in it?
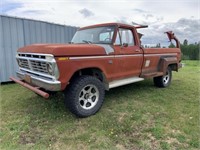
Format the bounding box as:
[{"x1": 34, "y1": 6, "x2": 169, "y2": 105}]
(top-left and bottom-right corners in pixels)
[{"x1": 122, "y1": 43, "x2": 128, "y2": 47}]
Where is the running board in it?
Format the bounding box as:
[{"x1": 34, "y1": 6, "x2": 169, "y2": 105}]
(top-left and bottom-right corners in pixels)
[
  {"x1": 140, "y1": 72, "x2": 163, "y2": 78},
  {"x1": 109, "y1": 77, "x2": 144, "y2": 89}
]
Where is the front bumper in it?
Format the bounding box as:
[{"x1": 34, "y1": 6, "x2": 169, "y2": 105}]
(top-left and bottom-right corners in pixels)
[
  {"x1": 10, "y1": 76, "x2": 50, "y2": 98},
  {"x1": 16, "y1": 71, "x2": 61, "y2": 91}
]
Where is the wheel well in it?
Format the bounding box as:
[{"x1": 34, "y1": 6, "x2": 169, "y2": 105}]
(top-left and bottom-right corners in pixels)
[{"x1": 69, "y1": 68, "x2": 109, "y2": 90}]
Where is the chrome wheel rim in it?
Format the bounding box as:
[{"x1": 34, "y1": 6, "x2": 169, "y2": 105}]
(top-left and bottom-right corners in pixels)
[
  {"x1": 79, "y1": 84, "x2": 99, "y2": 110},
  {"x1": 163, "y1": 70, "x2": 170, "y2": 84}
]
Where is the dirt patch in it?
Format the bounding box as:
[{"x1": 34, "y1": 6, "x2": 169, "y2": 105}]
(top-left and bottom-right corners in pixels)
[
  {"x1": 116, "y1": 144, "x2": 126, "y2": 150},
  {"x1": 19, "y1": 130, "x2": 43, "y2": 145},
  {"x1": 165, "y1": 137, "x2": 180, "y2": 144},
  {"x1": 145, "y1": 133, "x2": 160, "y2": 149},
  {"x1": 118, "y1": 113, "x2": 127, "y2": 123}
]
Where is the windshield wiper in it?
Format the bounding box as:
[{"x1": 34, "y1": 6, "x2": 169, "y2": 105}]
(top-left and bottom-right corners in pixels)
[{"x1": 82, "y1": 40, "x2": 92, "y2": 44}]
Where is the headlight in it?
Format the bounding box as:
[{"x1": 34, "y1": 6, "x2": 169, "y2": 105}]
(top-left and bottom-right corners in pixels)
[
  {"x1": 46, "y1": 61, "x2": 59, "y2": 79},
  {"x1": 17, "y1": 59, "x2": 20, "y2": 66},
  {"x1": 16, "y1": 59, "x2": 22, "y2": 67},
  {"x1": 47, "y1": 63, "x2": 53, "y2": 75}
]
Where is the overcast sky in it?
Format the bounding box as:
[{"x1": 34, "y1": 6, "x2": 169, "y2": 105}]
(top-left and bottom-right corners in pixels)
[{"x1": 1, "y1": 0, "x2": 199, "y2": 46}]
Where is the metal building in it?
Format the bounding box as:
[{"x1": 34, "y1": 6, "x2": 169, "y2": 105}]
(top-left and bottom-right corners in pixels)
[{"x1": 0, "y1": 15, "x2": 78, "y2": 82}]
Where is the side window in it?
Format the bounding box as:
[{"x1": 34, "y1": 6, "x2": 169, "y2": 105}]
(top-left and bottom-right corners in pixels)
[{"x1": 119, "y1": 28, "x2": 135, "y2": 46}]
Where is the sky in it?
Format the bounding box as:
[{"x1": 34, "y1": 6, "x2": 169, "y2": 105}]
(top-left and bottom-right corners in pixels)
[{"x1": 0, "y1": 0, "x2": 200, "y2": 46}]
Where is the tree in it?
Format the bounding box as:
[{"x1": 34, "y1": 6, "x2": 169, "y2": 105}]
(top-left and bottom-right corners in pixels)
[
  {"x1": 183, "y1": 39, "x2": 188, "y2": 46},
  {"x1": 180, "y1": 42, "x2": 199, "y2": 60},
  {"x1": 168, "y1": 42, "x2": 175, "y2": 48},
  {"x1": 156, "y1": 43, "x2": 161, "y2": 48},
  {"x1": 168, "y1": 39, "x2": 199, "y2": 60}
]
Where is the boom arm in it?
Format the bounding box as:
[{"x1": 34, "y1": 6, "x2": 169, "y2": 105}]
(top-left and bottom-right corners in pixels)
[{"x1": 165, "y1": 31, "x2": 180, "y2": 48}]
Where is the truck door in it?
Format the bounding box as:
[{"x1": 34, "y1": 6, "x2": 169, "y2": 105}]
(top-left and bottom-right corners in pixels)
[{"x1": 113, "y1": 28, "x2": 143, "y2": 79}]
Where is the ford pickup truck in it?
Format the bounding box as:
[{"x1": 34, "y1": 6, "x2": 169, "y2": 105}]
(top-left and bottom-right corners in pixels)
[{"x1": 10, "y1": 22, "x2": 182, "y2": 117}]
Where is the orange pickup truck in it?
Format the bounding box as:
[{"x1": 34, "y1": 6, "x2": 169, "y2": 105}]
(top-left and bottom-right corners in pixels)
[{"x1": 11, "y1": 22, "x2": 182, "y2": 117}]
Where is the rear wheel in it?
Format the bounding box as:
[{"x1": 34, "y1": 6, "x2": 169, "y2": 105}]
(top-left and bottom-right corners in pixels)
[
  {"x1": 154, "y1": 67, "x2": 172, "y2": 88},
  {"x1": 64, "y1": 75, "x2": 105, "y2": 117}
]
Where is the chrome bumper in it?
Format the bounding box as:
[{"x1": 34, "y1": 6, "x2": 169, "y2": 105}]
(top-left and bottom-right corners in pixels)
[{"x1": 17, "y1": 71, "x2": 61, "y2": 91}]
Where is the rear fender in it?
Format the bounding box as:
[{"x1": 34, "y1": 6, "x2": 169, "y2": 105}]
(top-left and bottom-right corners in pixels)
[{"x1": 159, "y1": 57, "x2": 178, "y2": 73}]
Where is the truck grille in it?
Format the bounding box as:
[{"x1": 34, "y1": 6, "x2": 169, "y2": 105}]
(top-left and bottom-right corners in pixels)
[
  {"x1": 30, "y1": 60, "x2": 48, "y2": 74},
  {"x1": 17, "y1": 53, "x2": 59, "y2": 80},
  {"x1": 18, "y1": 59, "x2": 30, "y2": 69},
  {"x1": 17, "y1": 55, "x2": 49, "y2": 75},
  {"x1": 18, "y1": 53, "x2": 46, "y2": 59}
]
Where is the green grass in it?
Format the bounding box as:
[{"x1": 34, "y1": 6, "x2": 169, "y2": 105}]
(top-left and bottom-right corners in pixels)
[{"x1": 0, "y1": 60, "x2": 199, "y2": 150}]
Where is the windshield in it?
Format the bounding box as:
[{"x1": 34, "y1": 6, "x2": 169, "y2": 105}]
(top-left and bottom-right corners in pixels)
[{"x1": 71, "y1": 26, "x2": 115, "y2": 44}]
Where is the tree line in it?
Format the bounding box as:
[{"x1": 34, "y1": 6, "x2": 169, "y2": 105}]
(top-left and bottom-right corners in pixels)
[{"x1": 169, "y1": 39, "x2": 200, "y2": 60}]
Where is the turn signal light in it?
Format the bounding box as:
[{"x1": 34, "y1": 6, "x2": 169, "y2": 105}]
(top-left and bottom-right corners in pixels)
[{"x1": 58, "y1": 57, "x2": 69, "y2": 61}]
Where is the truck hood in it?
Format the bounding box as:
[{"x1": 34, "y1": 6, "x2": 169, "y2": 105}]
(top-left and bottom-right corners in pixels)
[{"x1": 17, "y1": 44, "x2": 114, "y2": 56}]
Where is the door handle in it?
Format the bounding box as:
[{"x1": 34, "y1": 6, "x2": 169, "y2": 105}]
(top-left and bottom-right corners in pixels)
[{"x1": 135, "y1": 49, "x2": 140, "y2": 52}]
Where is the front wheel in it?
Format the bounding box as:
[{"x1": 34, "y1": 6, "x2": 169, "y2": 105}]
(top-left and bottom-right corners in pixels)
[
  {"x1": 153, "y1": 67, "x2": 172, "y2": 88},
  {"x1": 64, "y1": 75, "x2": 105, "y2": 117}
]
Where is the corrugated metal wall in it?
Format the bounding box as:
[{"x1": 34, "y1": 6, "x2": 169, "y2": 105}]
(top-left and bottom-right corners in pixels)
[{"x1": 0, "y1": 15, "x2": 78, "y2": 82}]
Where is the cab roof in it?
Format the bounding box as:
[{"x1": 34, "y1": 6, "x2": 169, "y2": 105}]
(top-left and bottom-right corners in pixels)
[{"x1": 79, "y1": 22, "x2": 148, "y2": 30}]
